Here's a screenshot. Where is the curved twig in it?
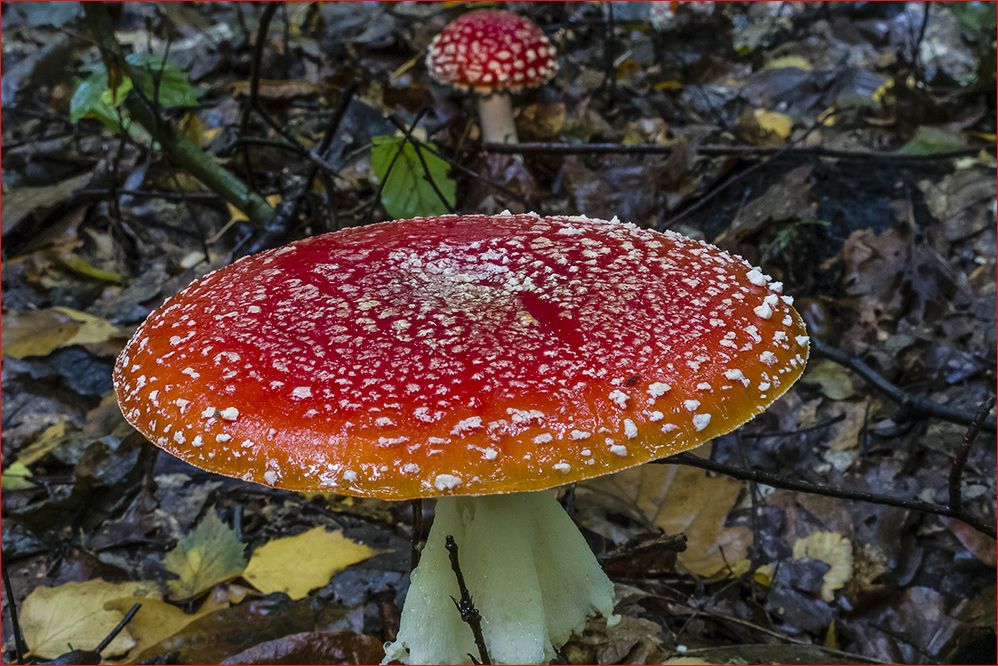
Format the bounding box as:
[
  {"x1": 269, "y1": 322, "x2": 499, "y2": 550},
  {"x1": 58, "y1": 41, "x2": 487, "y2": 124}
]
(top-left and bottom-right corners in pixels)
[
  {"x1": 810, "y1": 337, "x2": 997, "y2": 432},
  {"x1": 484, "y1": 141, "x2": 995, "y2": 162},
  {"x1": 659, "y1": 452, "x2": 996, "y2": 539}
]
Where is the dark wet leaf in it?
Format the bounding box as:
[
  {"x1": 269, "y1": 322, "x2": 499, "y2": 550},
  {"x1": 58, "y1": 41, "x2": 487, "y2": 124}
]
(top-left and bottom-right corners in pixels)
[
  {"x1": 4, "y1": 346, "x2": 114, "y2": 396},
  {"x1": 137, "y1": 594, "x2": 352, "y2": 663},
  {"x1": 219, "y1": 630, "x2": 385, "y2": 665}
]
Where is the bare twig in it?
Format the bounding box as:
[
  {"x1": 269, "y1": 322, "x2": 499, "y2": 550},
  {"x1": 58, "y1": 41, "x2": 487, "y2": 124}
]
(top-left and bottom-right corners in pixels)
[
  {"x1": 238, "y1": 1, "x2": 280, "y2": 183},
  {"x1": 2, "y1": 562, "x2": 28, "y2": 664},
  {"x1": 419, "y1": 141, "x2": 539, "y2": 213},
  {"x1": 660, "y1": 452, "x2": 996, "y2": 539},
  {"x1": 810, "y1": 337, "x2": 997, "y2": 432},
  {"x1": 82, "y1": 3, "x2": 274, "y2": 226},
  {"x1": 948, "y1": 396, "x2": 997, "y2": 512},
  {"x1": 445, "y1": 535, "x2": 491, "y2": 665},
  {"x1": 410, "y1": 498, "x2": 423, "y2": 572},
  {"x1": 95, "y1": 603, "x2": 142, "y2": 653},
  {"x1": 388, "y1": 114, "x2": 456, "y2": 214},
  {"x1": 483, "y1": 141, "x2": 994, "y2": 162}
]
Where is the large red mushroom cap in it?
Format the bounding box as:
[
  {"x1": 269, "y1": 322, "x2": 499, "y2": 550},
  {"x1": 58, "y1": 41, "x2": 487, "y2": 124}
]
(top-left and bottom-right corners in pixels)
[
  {"x1": 114, "y1": 214, "x2": 809, "y2": 501},
  {"x1": 426, "y1": 9, "x2": 558, "y2": 93}
]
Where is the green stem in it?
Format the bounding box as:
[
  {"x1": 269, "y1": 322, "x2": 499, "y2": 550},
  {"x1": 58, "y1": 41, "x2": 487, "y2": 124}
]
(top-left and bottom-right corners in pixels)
[{"x1": 82, "y1": 2, "x2": 274, "y2": 227}]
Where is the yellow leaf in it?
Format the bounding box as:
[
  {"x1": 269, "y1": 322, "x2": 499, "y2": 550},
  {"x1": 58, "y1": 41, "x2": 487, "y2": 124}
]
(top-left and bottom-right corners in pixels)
[
  {"x1": 2, "y1": 461, "x2": 34, "y2": 489},
  {"x1": 103, "y1": 596, "x2": 224, "y2": 663},
  {"x1": 21, "y1": 580, "x2": 158, "y2": 659},
  {"x1": 793, "y1": 531, "x2": 853, "y2": 602},
  {"x1": 226, "y1": 202, "x2": 250, "y2": 224},
  {"x1": 48, "y1": 250, "x2": 124, "y2": 283},
  {"x1": 585, "y1": 448, "x2": 752, "y2": 577},
  {"x1": 243, "y1": 527, "x2": 380, "y2": 599},
  {"x1": 803, "y1": 359, "x2": 856, "y2": 400},
  {"x1": 224, "y1": 195, "x2": 281, "y2": 226},
  {"x1": 54, "y1": 307, "x2": 120, "y2": 345},
  {"x1": 765, "y1": 55, "x2": 811, "y2": 71},
  {"x1": 2, "y1": 310, "x2": 78, "y2": 358},
  {"x1": 2, "y1": 307, "x2": 119, "y2": 359},
  {"x1": 753, "y1": 109, "x2": 793, "y2": 140},
  {"x1": 824, "y1": 619, "x2": 838, "y2": 650},
  {"x1": 17, "y1": 423, "x2": 67, "y2": 465}
]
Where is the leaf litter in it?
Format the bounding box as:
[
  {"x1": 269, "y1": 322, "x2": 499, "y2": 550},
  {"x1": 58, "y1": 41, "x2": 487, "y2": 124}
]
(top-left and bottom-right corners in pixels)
[{"x1": 2, "y1": 2, "x2": 995, "y2": 664}]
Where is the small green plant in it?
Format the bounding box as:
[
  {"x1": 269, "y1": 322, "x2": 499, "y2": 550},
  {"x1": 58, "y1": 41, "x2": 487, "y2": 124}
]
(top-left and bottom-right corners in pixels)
[
  {"x1": 371, "y1": 135, "x2": 456, "y2": 219},
  {"x1": 70, "y1": 53, "x2": 199, "y2": 134}
]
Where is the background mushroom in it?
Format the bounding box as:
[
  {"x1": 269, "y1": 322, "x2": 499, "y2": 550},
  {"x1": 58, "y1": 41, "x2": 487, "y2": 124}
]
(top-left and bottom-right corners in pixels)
[
  {"x1": 427, "y1": 9, "x2": 558, "y2": 145},
  {"x1": 114, "y1": 213, "x2": 809, "y2": 664}
]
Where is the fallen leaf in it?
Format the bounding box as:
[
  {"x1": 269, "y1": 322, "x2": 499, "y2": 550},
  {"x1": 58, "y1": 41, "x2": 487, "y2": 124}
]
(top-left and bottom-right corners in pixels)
[
  {"x1": 163, "y1": 509, "x2": 247, "y2": 599},
  {"x1": 225, "y1": 193, "x2": 282, "y2": 225},
  {"x1": 517, "y1": 102, "x2": 566, "y2": 140},
  {"x1": 0, "y1": 172, "x2": 91, "y2": 236},
  {"x1": 2, "y1": 461, "x2": 34, "y2": 489},
  {"x1": 136, "y1": 594, "x2": 353, "y2": 663},
  {"x1": 585, "y1": 449, "x2": 752, "y2": 577},
  {"x1": 16, "y1": 422, "x2": 67, "y2": 465},
  {"x1": 944, "y1": 517, "x2": 997, "y2": 566},
  {"x1": 793, "y1": 531, "x2": 854, "y2": 602},
  {"x1": 20, "y1": 579, "x2": 158, "y2": 659},
  {"x1": 218, "y1": 630, "x2": 385, "y2": 665},
  {"x1": 229, "y1": 79, "x2": 323, "y2": 99},
  {"x1": 47, "y1": 250, "x2": 124, "y2": 283},
  {"x1": 242, "y1": 527, "x2": 379, "y2": 599},
  {"x1": 754, "y1": 108, "x2": 793, "y2": 139},
  {"x1": 103, "y1": 595, "x2": 228, "y2": 664},
  {"x1": 802, "y1": 359, "x2": 857, "y2": 401}
]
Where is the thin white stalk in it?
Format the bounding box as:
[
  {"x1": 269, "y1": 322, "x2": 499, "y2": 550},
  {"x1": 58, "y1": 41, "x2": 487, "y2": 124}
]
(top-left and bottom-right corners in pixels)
[{"x1": 477, "y1": 92, "x2": 518, "y2": 145}]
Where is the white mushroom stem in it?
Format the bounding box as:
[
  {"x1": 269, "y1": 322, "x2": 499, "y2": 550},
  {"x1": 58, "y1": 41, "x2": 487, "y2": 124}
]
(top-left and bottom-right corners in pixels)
[
  {"x1": 384, "y1": 491, "x2": 619, "y2": 664},
  {"x1": 477, "y1": 92, "x2": 519, "y2": 145}
]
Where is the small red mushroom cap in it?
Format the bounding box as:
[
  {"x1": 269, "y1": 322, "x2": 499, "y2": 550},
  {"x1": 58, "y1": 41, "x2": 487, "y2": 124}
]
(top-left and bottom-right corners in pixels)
[
  {"x1": 426, "y1": 9, "x2": 558, "y2": 93},
  {"x1": 114, "y1": 214, "x2": 809, "y2": 501}
]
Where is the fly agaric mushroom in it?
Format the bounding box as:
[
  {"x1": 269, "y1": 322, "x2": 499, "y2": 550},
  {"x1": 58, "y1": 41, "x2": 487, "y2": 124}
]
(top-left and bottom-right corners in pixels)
[
  {"x1": 427, "y1": 9, "x2": 557, "y2": 145},
  {"x1": 114, "y1": 213, "x2": 809, "y2": 664}
]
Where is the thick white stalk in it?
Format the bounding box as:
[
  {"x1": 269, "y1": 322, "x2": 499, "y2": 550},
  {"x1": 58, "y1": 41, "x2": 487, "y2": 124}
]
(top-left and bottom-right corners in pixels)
[
  {"x1": 477, "y1": 92, "x2": 518, "y2": 145},
  {"x1": 384, "y1": 492, "x2": 618, "y2": 664}
]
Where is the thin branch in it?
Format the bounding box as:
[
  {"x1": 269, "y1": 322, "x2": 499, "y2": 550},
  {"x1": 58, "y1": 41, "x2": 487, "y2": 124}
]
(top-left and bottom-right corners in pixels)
[
  {"x1": 948, "y1": 396, "x2": 997, "y2": 512},
  {"x1": 445, "y1": 535, "x2": 491, "y2": 665},
  {"x1": 388, "y1": 114, "x2": 456, "y2": 213},
  {"x1": 95, "y1": 603, "x2": 142, "y2": 653},
  {"x1": 76, "y1": 188, "x2": 223, "y2": 203},
  {"x1": 483, "y1": 141, "x2": 995, "y2": 162},
  {"x1": 419, "y1": 141, "x2": 539, "y2": 214},
  {"x1": 82, "y1": 3, "x2": 274, "y2": 226},
  {"x1": 238, "y1": 1, "x2": 280, "y2": 191},
  {"x1": 810, "y1": 337, "x2": 997, "y2": 432},
  {"x1": 659, "y1": 453, "x2": 996, "y2": 540},
  {"x1": 410, "y1": 498, "x2": 423, "y2": 572},
  {"x1": 2, "y1": 562, "x2": 28, "y2": 664}
]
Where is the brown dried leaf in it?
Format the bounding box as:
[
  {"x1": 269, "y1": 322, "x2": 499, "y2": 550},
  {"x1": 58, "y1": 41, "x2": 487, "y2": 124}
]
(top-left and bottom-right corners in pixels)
[
  {"x1": 517, "y1": 102, "x2": 566, "y2": 140},
  {"x1": 585, "y1": 448, "x2": 752, "y2": 577},
  {"x1": 219, "y1": 630, "x2": 385, "y2": 665},
  {"x1": 944, "y1": 517, "x2": 997, "y2": 566}
]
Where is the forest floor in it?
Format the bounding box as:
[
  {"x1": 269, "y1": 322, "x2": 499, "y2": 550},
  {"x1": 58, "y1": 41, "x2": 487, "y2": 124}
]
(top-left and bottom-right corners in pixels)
[{"x1": 2, "y1": 2, "x2": 996, "y2": 664}]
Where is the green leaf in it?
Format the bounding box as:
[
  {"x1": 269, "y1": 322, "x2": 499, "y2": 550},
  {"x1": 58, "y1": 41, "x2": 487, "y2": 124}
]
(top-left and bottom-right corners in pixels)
[
  {"x1": 70, "y1": 53, "x2": 198, "y2": 128},
  {"x1": 2, "y1": 461, "x2": 35, "y2": 490},
  {"x1": 125, "y1": 53, "x2": 200, "y2": 108},
  {"x1": 69, "y1": 73, "x2": 125, "y2": 128},
  {"x1": 371, "y1": 136, "x2": 456, "y2": 219},
  {"x1": 898, "y1": 126, "x2": 966, "y2": 156},
  {"x1": 163, "y1": 508, "x2": 246, "y2": 599}
]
